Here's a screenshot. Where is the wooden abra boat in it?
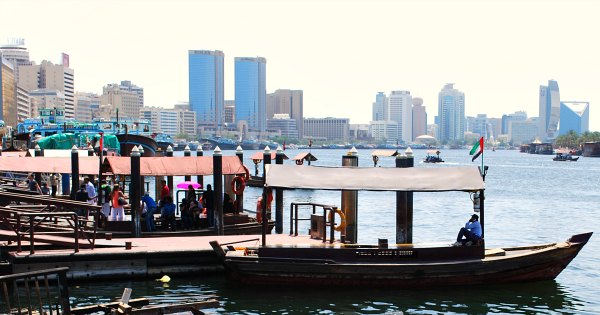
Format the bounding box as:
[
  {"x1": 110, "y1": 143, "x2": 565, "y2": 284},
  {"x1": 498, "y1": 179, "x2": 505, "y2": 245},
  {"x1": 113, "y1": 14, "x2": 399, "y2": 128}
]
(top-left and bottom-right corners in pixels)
[{"x1": 212, "y1": 165, "x2": 592, "y2": 287}]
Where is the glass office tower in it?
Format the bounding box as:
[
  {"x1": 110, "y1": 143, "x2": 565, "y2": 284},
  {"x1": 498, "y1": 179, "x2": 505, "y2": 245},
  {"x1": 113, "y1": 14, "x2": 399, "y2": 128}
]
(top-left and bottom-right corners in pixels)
[
  {"x1": 188, "y1": 50, "x2": 224, "y2": 132},
  {"x1": 559, "y1": 101, "x2": 589, "y2": 135},
  {"x1": 235, "y1": 57, "x2": 266, "y2": 133}
]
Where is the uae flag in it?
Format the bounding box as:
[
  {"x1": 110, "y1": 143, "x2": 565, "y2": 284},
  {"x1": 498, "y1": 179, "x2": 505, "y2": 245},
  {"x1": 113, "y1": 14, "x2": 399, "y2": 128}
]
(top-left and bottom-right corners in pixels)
[{"x1": 470, "y1": 137, "x2": 484, "y2": 162}]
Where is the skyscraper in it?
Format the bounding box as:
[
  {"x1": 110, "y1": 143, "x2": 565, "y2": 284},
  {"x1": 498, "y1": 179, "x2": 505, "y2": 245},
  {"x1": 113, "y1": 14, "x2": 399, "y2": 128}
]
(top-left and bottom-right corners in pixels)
[
  {"x1": 538, "y1": 80, "x2": 560, "y2": 141},
  {"x1": 388, "y1": 91, "x2": 412, "y2": 144},
  {"x1": 437, "y1": 83, "x2": 465, "y2": 142},
  {"x1": 266, "y1": 89, "x2": 303, "y2": 138},
  {"x1": 235, "y1": 57, "x2": 267, "y2": 133},
  {"x1": 0, "y1": 38, "x2": 31, "y2": 82},
  {"x1": 18, "y1": 60, "x2": 75, "y2": 119},
  {"x1": 0, "y1": 57, "x2": 17, "y2": 126},
  {"x1": 412, "y1": 97, "x2": 427, "y2": 140},
  {"x1": 188, "y1": 50, "x2": 224, "y2": 133},
  {"x1": 559, "y1": 101, "x2": 589, "y2": 135},
  {"x1": 100, "y1": 84, "x2": 141, "y2": 119},
  {"x1": 372, "y1": 92, "x2": 387, "y2": 121}
]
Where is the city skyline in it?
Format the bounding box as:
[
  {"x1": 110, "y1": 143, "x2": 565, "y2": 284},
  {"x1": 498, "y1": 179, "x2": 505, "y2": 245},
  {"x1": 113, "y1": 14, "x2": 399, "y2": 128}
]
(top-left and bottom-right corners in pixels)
[{"x1": 2, "y1": 0, "x2": 599, "y2": 129}]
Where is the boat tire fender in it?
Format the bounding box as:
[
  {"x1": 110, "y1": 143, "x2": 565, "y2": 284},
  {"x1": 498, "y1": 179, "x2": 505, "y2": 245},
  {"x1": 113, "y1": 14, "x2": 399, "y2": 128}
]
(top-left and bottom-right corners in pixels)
[
  {"x1": 328, "y1": 209, "x2": 346, "y2": 232},
  {"x1": 232, "y1": 176, "x2": 246, "y2": 195},
  {"x1": 295, "y1": 159, "x2": 304, "y2": 165}
]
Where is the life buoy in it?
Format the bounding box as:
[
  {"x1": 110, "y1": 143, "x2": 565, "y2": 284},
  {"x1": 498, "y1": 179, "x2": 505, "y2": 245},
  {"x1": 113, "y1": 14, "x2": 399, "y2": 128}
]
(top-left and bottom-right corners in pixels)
[
  {"x1": 328, "y1": 208, "x2": 346, "y2": 232},
  {"x1": 231, "y1": 176, "x2": 246, "y2": 195},
  {"x1": 295, "y1": 159, "x2": 304, "y2": 165},
  {"x1": 242, "y1": 165, "x2": 250, "y2": 181}
]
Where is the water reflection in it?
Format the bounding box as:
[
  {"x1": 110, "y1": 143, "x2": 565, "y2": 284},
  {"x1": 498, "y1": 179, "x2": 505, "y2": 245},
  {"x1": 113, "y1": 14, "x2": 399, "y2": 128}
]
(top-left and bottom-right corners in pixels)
[{"x1": 70, "y1": 276, "x2": 583, "y2": 314}]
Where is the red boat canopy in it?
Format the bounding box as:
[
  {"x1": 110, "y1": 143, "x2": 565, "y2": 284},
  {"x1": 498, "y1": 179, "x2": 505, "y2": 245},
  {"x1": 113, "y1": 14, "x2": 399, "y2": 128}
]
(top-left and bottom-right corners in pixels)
[
  {"x1": 102, "y1": 156, "x2": 246, "y2": 176},
  {"x1": 292, "y1": 152, "x2": 318, "y2": 161},
  {"x1": 0, "y1": 156, "x2": 100, "y2": 174}
]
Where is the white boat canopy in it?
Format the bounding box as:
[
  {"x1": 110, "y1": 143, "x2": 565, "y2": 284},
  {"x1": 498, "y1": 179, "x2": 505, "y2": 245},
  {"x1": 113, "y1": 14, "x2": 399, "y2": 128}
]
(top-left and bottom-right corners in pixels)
[{"x1": 264, "y1": 165, "x2": 484, "y2": 192}]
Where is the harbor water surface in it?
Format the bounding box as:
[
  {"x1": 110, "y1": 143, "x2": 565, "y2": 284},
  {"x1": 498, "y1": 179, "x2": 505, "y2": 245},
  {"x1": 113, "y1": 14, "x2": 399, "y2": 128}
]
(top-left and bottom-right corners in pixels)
[{"x1": 69, "y1": 149, "x2": 599, "y2": 314}]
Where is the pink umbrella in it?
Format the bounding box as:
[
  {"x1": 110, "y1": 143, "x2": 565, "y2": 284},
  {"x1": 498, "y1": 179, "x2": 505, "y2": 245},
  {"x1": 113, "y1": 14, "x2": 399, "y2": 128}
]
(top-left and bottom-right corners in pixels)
[{"x1": 176, "y1": 181, "x2": 202, "y2": 189}]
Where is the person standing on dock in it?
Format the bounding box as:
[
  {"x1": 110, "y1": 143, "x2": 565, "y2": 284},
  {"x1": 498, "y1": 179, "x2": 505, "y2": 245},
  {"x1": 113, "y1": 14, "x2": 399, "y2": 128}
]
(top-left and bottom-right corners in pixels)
[
  {"x1": 141, "y1": 192, "x2": 157, "y2": 232},
  {"x1": 111, "y1": 184, "x2": 126, "y2": 221},
  {"x1": 202, "y1": 184, "x2": 214, "y2": 227},
  {"x1": 74, "y1": 184, "x2": 88, "y2": 217},
  {"x1": 100, "y1": 180, "x2": 111, "y2": 226},
  {"x1": 26, "y1": 174, "x2": 42, "y2": 194},
  {"x1": 453, "y1": 214, "x2": 482, "y2": 246},
  {"x1": 84, "y1": 177, "x2": 97, "y2": 204},
  {"x1": 50, "y1": 173, "x2": 58, "y2": 197}
]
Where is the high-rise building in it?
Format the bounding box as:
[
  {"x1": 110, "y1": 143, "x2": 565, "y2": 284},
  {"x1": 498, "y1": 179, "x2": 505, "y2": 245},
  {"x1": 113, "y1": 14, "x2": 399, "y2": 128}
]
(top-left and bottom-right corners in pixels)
[
  {"x1": 235, "y1": 57, "x2": 267, "y2": 133},
  {"x1": 372, "y1": 92, "x2": 388, "y2": 121},
  {"x1": 119, "y1": 80, "x2": 144, "y2": 107},
  {"x1": 0, "y1": 58, "x2": 17, "y2": 126},
  {"x1": 388, "y1": 90, "x2": 412, "y2": 144},
  {"x1": 472, "y1": 114, "x2": 488, "y2": 139},
  {"x1": 510, "y1": 118, "x2": 539, "y2": 145},
  {"x1": 188, "y1": 50, "x2": 224, "y2": 133},
  {"x1": 487, "y1": 118, "x2": 502, "y2": 140},
  {"x1": 559, "y1": 101, "x2": 589, "y2": 135},
  {"x1": 267, "y1": 113, "x2": 299, "y2": 139},
  {"x1": 538, "y1": 80, "x2": 560, "y2": 141},
  {"x1": 0, "y1": 38, "x2": 32, "y2": 82},
  {"x1": 29, "y1": 89, "x2": 64, "y2": 120},
  {"x1": 501, "y1": 111, "x2": 527, "y2": 134},
  {"x1": 139, "y1": 106, "x2": 197, "y2": 137},
  {"x1": 16, "y1": 85, "x2": 30, "y2": 123},
  {"x1": 100, "y1": 84, "x2": 141, "y2": 119},
  {"x1": 412, "y1": 97, "x2": 427, "y2": 140},
  {"x1": 75, "y1": 92, "x2": 100, "y2": 122},
  {"x1": 18, "y1": 60, "x2": 75, "y2": 119},
  {"x1": 437, "y1": 83, "x2": 465, "y2": 142},
  {"x1": 266, "y1": 89, "x2": 303, "y2": 138},
  {"x1": 303, "y1": 117, "x2": 349, "y2": 142},
  {"x1": 224, "y1": 100, "x2": 235, "y2": 125},
  {"x1": 369, "y1": 120, "x2": 398, "y2": 144}
]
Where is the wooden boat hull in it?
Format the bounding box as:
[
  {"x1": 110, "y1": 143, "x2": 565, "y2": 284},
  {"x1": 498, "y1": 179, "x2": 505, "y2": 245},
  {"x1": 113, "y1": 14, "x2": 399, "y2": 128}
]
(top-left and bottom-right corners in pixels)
[
  {"x1": 582, "y1": 142, "x2": 600, "y2": 157},
  {"x1": 221, "y1": 232, "x2": 592, "y2": 287}
]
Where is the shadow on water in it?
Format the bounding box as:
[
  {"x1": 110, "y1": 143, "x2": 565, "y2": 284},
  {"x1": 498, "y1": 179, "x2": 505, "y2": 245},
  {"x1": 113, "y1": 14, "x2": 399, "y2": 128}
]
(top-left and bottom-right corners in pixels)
[{"x1": 69, "y1": 275, "x2": 586, "y2": 315}]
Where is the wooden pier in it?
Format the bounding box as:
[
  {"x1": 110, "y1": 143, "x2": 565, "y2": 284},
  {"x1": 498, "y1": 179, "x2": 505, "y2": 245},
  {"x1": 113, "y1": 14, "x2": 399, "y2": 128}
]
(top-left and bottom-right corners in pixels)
[{"x1": 2, "y1": 234, "x2": 330, "y2": 280}]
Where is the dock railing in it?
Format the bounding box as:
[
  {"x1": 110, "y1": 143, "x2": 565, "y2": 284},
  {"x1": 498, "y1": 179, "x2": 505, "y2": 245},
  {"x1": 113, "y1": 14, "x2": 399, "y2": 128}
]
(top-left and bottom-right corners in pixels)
[
  {"x1": 0, "y1": 267, "x2": 71, "y2": 315},
  {"x1": 289, "y1": 202, "x2": 339, "y2": 244},
  {"x1": 0, "y1": 207, "x2": 97, "y2": 254}
]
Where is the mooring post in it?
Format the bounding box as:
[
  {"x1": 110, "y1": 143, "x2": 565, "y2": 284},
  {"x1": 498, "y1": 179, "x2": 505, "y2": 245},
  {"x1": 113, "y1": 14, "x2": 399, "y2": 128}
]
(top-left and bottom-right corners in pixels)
[
  {"x1": 184, "y1": 145, "x2": 191, "y2": 181},
  {"x1": 235, "y1": 146, "x2": 244, "y2": 214},
  {"x1": 34, "y1": 144, "x2": 43, "y2": 187},
  {"x1": 342, "y1": 147, "x2": 358, "y2": 243},
  {"x1": 70, "y1": 145, "x2": 79, "y2": 199},
  {"x1": 166, "y1": 145, "x2": 174, "y2": 198},
  {"x1": 213, "y1": 146, "x2": 224, "y2": 235},
  {"x1": 130, "y1": 146, "x2": 141, "y2": 237},
  {"x1": 405, "y1": 147, "x2": 414, "y2": 243},
  {"x1": 396, "y1": 153, "x2": 408, "y2": 244},
  {"x1": 196, "y1": 146, "x2": 204, "y2": 189},
  {"x1": 275, "y1": 145, "x2": 284, "y2": 234}
]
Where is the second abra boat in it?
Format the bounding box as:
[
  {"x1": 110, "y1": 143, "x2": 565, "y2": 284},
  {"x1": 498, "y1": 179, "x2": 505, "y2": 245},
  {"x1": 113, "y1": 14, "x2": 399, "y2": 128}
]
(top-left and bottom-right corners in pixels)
[{"x1": 212, "y1": 165, "x2": 592, "y2": 287}]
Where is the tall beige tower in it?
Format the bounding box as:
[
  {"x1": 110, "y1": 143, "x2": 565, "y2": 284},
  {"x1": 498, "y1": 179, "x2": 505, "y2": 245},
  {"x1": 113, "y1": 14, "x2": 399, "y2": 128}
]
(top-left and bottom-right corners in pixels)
[
  {"x1": 412, "y1": 97, "x2": 427, "y2": 140},
  {"x1": 0, "y1": 58, "x2": 17, "y2": 126},
  {"x1": 18, "y1": 60, "x2": 75, "y2": 119},
  {"x1": 266, "y1": 89, "x2": 303, "y2": 138}
]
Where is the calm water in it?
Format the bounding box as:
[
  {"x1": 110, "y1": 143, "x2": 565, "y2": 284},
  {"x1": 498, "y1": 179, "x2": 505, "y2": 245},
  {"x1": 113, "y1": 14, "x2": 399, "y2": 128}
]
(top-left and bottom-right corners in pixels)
[{"x1": 69, "y1": 149, "x2": 600, "y2": 314}]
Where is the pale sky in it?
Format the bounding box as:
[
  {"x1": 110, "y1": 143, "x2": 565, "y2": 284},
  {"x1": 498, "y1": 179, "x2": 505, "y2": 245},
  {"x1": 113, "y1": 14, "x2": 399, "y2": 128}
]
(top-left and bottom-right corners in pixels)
[{"x1": 2, "y1": 0, "x2": 599, "y2": 130}]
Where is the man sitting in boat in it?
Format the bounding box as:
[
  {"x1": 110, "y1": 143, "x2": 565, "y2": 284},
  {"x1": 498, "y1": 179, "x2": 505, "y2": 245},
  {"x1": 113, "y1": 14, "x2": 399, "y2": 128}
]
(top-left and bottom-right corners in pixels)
[{"x1": 453, "y1": 214, "x2": 482, "y2": 246}]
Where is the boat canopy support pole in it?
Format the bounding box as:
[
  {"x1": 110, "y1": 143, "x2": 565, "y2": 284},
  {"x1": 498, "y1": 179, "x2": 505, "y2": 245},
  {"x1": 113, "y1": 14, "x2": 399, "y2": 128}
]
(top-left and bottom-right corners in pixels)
[
  {"x1": 262, "y1": 148, "x2": 272, "y2": 246},
  {"x1": 166, "y1": 146, "x2": 174, "y2": 200},
  {"x1": 213, "y1": 147, "x2": 224, "y2": 235},
  {"x1": 396, "y1": 154, "x2": 408, "y2": 244},
  {"x1": 406, "y1": 150, "x2": 414, "y2": 243},
  {"x1": 275, "y1": 147, "x2": 284, "y2": 234},
  {"x1": 342, "y1": 150, "x2": 358, "y2": 244},
  {"x1": 196, "y1": 146, "x2": 204, "y2": 189},
  {"x1": 130, "y1": 147, "x2": 141, "y2": 237},
  {"x1": 235, "y1": 147, "x2": 244, "y2": 214}
]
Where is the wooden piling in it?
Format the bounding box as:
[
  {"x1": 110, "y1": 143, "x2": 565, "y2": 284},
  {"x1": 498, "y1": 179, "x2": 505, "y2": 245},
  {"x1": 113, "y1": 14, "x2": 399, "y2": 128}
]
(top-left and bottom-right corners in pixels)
[
  {"x1": 342, "y1": 147, "x2": 358, "y2": 243},
  {"x1": 130, "y1": 146, "x2": 141, "y2": 237},
  {"x1": 71, "y1": 145, "x2": 79, "y2": 199},
  {"x1": 213, "y1": 146, "x2": 224, "y2": 235},
  {"x1": 275, "y1": 146, "x2": 284, "y2": 234}
]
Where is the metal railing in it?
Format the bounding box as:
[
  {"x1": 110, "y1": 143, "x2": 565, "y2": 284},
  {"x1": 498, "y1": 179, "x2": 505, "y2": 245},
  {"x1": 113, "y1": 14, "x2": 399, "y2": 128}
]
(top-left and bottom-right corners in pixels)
[
  {"x1": 0, "y1": 267, "x2": 71, "y2": 315},
  {"x1": 289, "y1": 202, "x2": 339, "y2": 244}
]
